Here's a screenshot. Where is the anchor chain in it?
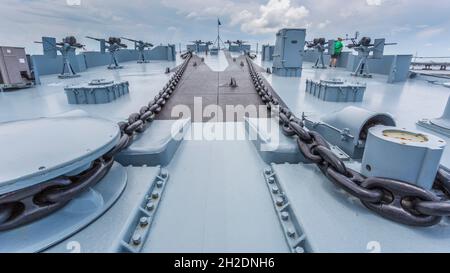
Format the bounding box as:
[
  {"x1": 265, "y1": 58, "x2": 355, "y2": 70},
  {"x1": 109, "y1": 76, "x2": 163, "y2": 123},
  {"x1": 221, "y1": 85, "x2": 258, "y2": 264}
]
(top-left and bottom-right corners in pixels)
[
  {"x1": 0, "y1": 52, "x2": 193, "y2": 231},
  {"x1": 245, "y1": 55, "x2": 450, "y2": 227}
]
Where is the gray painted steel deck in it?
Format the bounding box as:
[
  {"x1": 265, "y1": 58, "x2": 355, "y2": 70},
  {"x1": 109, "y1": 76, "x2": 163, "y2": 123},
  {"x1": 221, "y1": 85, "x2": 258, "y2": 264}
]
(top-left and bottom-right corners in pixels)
[
  {"x1": 144, "y1": 125, "x2": 288, "y2": 252},
  {"x1": 157, "y1": 53, "x2": 270, "y2": 122}
]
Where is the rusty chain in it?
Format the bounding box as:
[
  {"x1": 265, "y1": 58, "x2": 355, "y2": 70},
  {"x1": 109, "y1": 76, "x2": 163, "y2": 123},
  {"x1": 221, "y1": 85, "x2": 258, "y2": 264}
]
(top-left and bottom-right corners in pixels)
[
  {"x1": 0, "y1": 52, "x2": 192, "y2": 231},
  {"x1": 245, "y1": 55, "x2": 450, "y2": 227}
]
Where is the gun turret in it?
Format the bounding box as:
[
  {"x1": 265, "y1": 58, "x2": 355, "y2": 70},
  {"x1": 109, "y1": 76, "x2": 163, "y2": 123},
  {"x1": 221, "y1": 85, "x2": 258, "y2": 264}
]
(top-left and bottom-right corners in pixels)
[
  {"x1": 86, "y1": 36, "x2": 126, "y2": 68},
  {"x1": 233, "y1": 40, "x2": 248, "y2": 46},
  {"x1": 35, "y1": 36, "x2": 84, "y2": 49},
  {"x1": 348, "y1": 37, "x2": 372, "y2": 48},
  {"x1": 107, "y1": 37, "x2": 127, "y2": 48},
  {"x1": 60, "y1": 36, "x2": 84, "y2": 48},
  {"x1": 347, "y1": 35, "x2": 397, "y2": 77},
  {"x1": 305, "y1": 38, "x2": 328, "y2": 69},
  {"x1": 306, "y1": 38, "x2": 326, "y2": 48},
  {"x1": 35, "y1": 36, "x2": 84, "y2": 78}
]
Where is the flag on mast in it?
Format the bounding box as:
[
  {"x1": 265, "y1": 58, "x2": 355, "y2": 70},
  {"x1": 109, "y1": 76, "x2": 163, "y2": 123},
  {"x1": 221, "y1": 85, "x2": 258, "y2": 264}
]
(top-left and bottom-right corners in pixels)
[{"x1": 218, "y1": 18, "x2": 222, "y2": 26}]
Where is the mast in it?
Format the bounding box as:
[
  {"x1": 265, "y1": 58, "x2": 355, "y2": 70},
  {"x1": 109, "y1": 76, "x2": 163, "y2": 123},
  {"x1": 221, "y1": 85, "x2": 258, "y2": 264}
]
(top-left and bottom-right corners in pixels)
[{"x1": 214, "y1": 18, "x2": 223, "y2": 50}]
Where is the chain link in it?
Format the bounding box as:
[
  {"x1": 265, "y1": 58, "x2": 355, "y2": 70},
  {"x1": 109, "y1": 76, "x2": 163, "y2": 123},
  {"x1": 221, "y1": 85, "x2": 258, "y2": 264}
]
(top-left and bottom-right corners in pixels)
[
  {"x1": 0, "y1": 52, "x2": 193, "y2": 230},
  {"x1": 245, "y1": 55, "x2": 450, "y2": 227}
]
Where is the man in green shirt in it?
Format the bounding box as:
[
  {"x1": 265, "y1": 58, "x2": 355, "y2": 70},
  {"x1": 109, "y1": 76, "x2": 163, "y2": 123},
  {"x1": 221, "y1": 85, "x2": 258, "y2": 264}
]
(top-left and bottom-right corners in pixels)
[{"x1": 330, "y1": 38, "x2": 344, "y2": 68}]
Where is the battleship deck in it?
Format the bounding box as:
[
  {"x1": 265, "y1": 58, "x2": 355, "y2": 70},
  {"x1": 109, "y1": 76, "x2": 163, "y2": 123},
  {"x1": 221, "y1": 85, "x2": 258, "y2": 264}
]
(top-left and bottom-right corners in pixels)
[{"x1": 2, "y1": 51, "x2": 450, "y2": 252}]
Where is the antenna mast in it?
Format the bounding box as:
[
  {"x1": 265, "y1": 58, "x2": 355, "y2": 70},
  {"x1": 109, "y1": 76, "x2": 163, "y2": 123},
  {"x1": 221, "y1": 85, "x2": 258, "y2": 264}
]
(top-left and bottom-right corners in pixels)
[{"x1": 213, "y1": 18, "x2": 224, "y2": 50}]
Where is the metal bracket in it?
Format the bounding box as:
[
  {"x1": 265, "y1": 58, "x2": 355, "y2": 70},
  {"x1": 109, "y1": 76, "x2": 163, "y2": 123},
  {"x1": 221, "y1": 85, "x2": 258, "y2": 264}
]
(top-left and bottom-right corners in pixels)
[
  {"x1": 304, "y1": 117, "x2": 355, "y2": 142},
  {"x1": 113, "y1": 167, "x2": 169, "y2": 253},
  {"x1": 263, "y1": 166, "x2": 307, "y2": 253}
]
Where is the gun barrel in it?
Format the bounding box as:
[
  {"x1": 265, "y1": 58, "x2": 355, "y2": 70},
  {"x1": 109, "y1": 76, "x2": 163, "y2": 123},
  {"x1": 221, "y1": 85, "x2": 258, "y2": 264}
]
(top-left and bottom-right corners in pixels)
[
  {"x1": 121, "y1": 37, "x2": 138, "y2": 43},
  {"x1": 85, "y1": 36, "x2": 103, "y2": 42}
]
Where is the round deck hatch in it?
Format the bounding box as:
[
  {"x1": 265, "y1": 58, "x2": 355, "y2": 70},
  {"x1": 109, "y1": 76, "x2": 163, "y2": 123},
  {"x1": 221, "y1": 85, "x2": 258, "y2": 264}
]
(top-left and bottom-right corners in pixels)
[
  {"x1": 0, "y1": 116, "x2": 120, "y2": 194},
  {"x1": 382, "y1": 129, "x2": 428, "y2": 143}
]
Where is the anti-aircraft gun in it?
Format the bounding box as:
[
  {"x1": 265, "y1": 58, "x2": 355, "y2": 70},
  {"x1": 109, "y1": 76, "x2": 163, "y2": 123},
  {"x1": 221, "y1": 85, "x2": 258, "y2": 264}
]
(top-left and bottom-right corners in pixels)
[
  {"x1": 35, "y1": 36, "x2": 85, "y2": 78},
  {"x1": 121, "y1": 37, "x2": 153, "y2": 63},
  {"x1": 86, "y1": 36, "x2": 128, "y2": 69},
  {"x1": 233, "y1": 40, "x2": 248, "y2": 47},
  {"x1": 226, "y1": 40, "x2": 250, "y2": 53},
  {"x1": 306, "y1": 38, "x2": 328, "y2": 69},
  {"x1": 347, "y1": 36, "x2": 397, "y2": 78}
]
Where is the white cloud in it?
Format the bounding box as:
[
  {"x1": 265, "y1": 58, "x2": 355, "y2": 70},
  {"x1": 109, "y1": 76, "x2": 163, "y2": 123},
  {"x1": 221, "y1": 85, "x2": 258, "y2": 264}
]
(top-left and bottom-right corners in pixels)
[
  {"x1": 317, "y1": 20, "x2": 331, "y2": 29},
  {"x1": 161, "y1": 0, "x2": 310, "y2": 35},
  {"x1": 417, "y1": 27, "x2": 445, "y2": 39},
  {"x1": 366, "y1": 0, "x2": 383, "y2": 6},
  {"x1": 186, "y1": 12, "x2": 197, "y2": 19},
  {"x1": 237, "y1": 0, "x2": 310, "y2": 34}
]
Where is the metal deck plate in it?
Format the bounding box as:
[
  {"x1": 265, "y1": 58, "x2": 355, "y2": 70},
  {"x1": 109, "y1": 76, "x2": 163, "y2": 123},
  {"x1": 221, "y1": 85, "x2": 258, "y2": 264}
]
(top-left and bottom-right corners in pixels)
[
  {"x1": 143, "y1": 126, "x2": 289, "y2": 253},
  {"x1": 272, "y1": 163, "x2": 450, "y2": 253},
  {"x1": 245, "y1": 117, "x2": 305, "y2": 164},
  {"x1": 418, "y1": 118, "x2": 450, "y2": 138},
  {"x1": 157, "y1": 55, "x2": 270, "y2": 122},
  {"x1": 0, "y1": 116, "x2": 120, "y2": 194},
  {"x1": 0, "y1": 162, "x2": 127, "y2": 253}
]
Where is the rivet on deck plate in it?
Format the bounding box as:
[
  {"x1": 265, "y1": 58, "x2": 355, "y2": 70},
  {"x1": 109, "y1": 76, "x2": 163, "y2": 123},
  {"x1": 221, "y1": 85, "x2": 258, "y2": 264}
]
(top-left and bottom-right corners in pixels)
[
  {"x1": 132, "y1": 234, "x2": 142, "y2": 245},
  {"x1": 272, "y1": 186, "x2": 279, "y2": 194},
  {"x1": 281, "y1": 212, "x2": 289, "y2": 221},
  {"x1": 295, "y1": 246, "x2": 305, "y2": 253},
  {"x1": 276, "y1": 197, "x2": 284, "y2": 207},
  {"x1": 268, "y1": 177, "x2": 275, "y2": 184},
  {"x1": 160, "y1": 170, "x2": 168, "y2": 178},
  {"x1": 264, "y1": 168, "x2": 272, "y2": 175},
  {"x1": 139, "y1": 217, "x2": 149, "y2": 227},
  {"x1": 152, "y1": 192, "x2": 159, "y2": 199},
  {"x1": 146, "y1": 202, "x2": 154, "y2": 211},
  {"x1": 287, "y1": 229, "x2": 296, "y2": 238}
]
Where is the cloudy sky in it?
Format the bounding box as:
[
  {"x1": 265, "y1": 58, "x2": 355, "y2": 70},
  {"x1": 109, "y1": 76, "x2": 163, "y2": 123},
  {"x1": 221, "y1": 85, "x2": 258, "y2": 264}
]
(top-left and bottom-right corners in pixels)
[{"x1": 1, "y1": 0, "x2": 449, "y2": 56}]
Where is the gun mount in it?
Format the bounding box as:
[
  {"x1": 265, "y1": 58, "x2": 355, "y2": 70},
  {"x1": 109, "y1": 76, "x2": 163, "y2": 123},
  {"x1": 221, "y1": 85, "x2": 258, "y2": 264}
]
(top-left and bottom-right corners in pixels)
[
  {"x1": 306, "y1": 38, "x2": 328, "y2": 69},
  {"x1": 226, "y1": 40, "x2": 250, "y2": 53},
  {"x1": 121, "y1": 37, "x2": 153, "y2": 63},
  {"x1": 86, "y1": 36, "x2": 127, "y2": 69},
  {"x1": 232, "y1": 40, "x2": 248, "y2": 47},
  {"x1": 347, "y1": 36, "x2": 397, "y2": 78},
  {"x1": 35, "y1": 36, "x2": 85, "y2": 79}
]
